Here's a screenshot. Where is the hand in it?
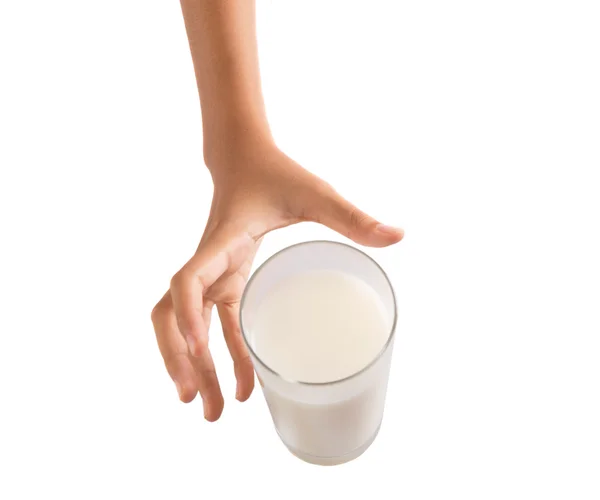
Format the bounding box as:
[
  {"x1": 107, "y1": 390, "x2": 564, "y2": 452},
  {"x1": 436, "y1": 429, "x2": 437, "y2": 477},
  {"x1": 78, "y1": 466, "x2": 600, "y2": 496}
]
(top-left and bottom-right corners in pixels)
[{"x1": 151, "y1": 142, "x2": 404, "y2": 421}]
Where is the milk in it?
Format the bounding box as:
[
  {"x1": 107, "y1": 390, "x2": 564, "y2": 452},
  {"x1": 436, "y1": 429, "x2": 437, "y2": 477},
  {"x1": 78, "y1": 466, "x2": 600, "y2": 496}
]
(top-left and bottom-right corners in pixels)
[
  {"x1": 251, "y1": 270, "x2": 389, "y2": 383},
  {"x1": 248, "y1": 269, "x2": 394, "y2": 464}
]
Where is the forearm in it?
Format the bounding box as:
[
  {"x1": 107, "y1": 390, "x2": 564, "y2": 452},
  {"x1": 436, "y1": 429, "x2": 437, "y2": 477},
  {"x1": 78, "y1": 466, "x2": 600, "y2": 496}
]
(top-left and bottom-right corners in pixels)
[{"x1": 180, "y1": 0, "x2": 272, "y2": 167}]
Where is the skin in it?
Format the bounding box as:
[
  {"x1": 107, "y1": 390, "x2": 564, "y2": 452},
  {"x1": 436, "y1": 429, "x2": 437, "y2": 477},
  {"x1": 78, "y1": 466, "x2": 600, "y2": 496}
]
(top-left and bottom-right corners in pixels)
[{"x1": 151, "y1": 0, "x2": 404, "y2": 422}]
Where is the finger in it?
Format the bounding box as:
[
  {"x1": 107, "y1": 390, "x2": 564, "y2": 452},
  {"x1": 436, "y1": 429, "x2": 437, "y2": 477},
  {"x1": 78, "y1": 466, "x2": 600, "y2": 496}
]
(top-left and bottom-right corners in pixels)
[
  {"x1": 170, "y1": 261, "x2": 208, "y2": 357},
  {"x1": 187, "y1": 343, "x2": 225, "y2": 421},
  {"x1": 218, "y1": 302, "x2": 255, "y2": 402},
  {"x1": 311, "y1": 183, "x2": 404, "y2": 247},
  {"x1": 202, "y1": 299, "x2": 214, "y2": 332},
  {"x1": 170, "y1": 232, "x2": 255, "y2": 357},
  {"x1": 170, "y1": 243, "x2": 233, "y2": 357},
  {"x1": 151, "y1": 292, "x2": 199, "y2": 403},
  {"x1": 152, "y1": 293, "x2": 224, "y2": 419}
]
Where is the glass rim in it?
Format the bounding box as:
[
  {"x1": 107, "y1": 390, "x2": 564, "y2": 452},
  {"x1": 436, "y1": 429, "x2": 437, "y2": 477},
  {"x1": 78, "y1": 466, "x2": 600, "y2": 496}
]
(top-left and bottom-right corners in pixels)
[{"x1": 239, "y1": 240, "x2": 398, "y2": 387}]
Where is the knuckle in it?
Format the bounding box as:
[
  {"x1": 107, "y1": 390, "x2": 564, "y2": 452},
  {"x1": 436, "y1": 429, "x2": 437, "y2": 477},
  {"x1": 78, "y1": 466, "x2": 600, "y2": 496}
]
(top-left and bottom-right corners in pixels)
[
  {"x1": 236, "y1": 352, "x2": 251, "y2": 364},
  {"x1": 201, "y1": 368, "x2": 220, "y2": 387},
  {"x1": 170, "y1": 270, "x2": 186, "y2": 290},
  {"x1": 199, "y1": 373, "x2": 224, "y2": 401},
  {"x1": 195, "y1": 336, "x2": 210, "y2": 354},
  {"x1": 302, "y1": 182, "x2": 335, "y2": 223},
  {"x1": 347, "y1": 208, "x2": 373, "y2": 240},
  {"x1": 349, "y1": 207, "x2": 367, "y2": 229},
  {"x1": 170, "y1": 267, "x2": 195, "y2": 293},
  {"x1": 150, "y1": 299, "x2": 168, "y2": 325},
  {"x1": 235, "y1": 354, "x2": 253, "y2": 372}
]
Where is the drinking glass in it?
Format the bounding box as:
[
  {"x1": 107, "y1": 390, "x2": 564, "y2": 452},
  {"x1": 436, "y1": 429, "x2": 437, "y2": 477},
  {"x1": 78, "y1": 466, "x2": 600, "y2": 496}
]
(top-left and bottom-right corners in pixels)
[{"x1": 240, "y1": 241, "x2": 397, "y2": 465}]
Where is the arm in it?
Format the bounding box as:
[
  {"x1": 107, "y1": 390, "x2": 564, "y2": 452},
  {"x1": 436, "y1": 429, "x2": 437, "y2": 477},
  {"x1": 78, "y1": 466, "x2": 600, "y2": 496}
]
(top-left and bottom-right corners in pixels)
[
  {"x1": 152, "y1": 0, "x2": 404, "y2": 422},
  {"x1": 180, "y1": 0, "x2": 271, "y2": 167}
]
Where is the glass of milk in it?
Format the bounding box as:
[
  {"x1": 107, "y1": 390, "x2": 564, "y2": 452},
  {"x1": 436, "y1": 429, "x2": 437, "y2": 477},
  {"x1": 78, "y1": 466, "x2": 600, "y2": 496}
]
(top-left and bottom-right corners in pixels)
[{"x1": 240, "y1": 241, "x2": 397, "y2": 466}]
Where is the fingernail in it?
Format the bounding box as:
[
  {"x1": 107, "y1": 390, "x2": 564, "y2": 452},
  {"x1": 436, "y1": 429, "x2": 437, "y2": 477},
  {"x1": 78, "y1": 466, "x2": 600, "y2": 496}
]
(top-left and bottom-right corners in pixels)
[
  {"x1": 376, "y1": 224, "x2": 403, "y2": 235},
  {"x1": 174, "y1": 381, "x2": 182, "y2": 399},
  {"x1": 186, "y1": 334, "x2": 197, "y2": 355},
  {"x1": 235, "y1": 385, "x2": 241, "y2": 401}
]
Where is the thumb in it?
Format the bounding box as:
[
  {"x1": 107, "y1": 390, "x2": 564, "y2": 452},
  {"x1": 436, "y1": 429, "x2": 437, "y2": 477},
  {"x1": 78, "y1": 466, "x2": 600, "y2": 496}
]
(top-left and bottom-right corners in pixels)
[{"x1": 313, "y1": 184, "x2": 404, "y2": 248}]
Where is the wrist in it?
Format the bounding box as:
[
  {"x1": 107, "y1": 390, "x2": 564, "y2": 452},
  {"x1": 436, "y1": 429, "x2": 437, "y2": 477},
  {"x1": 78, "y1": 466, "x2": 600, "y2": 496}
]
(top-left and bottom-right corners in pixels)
[{"x1": 203, "y1": 119, "x2": 275, "y2": 175}]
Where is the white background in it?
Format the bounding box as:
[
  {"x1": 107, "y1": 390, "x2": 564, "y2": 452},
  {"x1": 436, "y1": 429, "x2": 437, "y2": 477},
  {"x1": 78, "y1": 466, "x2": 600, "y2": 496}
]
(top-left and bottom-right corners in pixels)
[{"x1": 1, "y1": 1, "x2": 599, "y2": 498}]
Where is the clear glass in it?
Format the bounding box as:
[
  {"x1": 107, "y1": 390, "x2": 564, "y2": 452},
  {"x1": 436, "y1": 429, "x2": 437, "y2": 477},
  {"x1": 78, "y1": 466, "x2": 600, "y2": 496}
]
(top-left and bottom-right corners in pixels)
[{"x1": 240, "y1": 241, "x2": 397, "y2": 466}]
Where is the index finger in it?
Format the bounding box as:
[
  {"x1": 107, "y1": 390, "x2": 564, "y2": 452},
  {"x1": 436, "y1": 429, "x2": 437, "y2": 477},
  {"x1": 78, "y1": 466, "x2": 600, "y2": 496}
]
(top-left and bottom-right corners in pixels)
[
  {"x1": 170, "y1": 231, "x2": 255, "y2": 357},
  {"x1": 170, "y1": 246, "x2": 229, "y2": 357}
]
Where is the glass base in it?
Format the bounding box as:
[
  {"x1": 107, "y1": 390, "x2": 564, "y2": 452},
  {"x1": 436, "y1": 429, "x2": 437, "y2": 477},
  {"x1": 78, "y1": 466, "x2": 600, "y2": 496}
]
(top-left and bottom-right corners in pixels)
[{"x1": 279, "y1": 423, "x2": 382, "y2": 466}]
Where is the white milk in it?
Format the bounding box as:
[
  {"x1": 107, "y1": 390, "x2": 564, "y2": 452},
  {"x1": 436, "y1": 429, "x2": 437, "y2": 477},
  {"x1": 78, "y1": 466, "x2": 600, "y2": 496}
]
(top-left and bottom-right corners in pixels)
[
  {"x1": 252, "y1": 270, "x2": 389, "y2": 383},
  {"x1": 248, "y1": 269, "x2": 393, "y2": 464}
]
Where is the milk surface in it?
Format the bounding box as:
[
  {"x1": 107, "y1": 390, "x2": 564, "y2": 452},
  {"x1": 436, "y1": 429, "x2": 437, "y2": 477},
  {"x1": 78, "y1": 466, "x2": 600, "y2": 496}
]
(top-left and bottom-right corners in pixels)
[{"x1": 251, "y1": 269, "x2": 389, "y2": 383}]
